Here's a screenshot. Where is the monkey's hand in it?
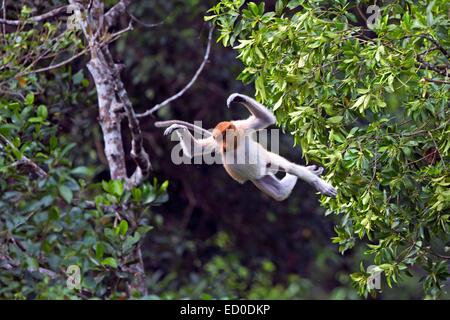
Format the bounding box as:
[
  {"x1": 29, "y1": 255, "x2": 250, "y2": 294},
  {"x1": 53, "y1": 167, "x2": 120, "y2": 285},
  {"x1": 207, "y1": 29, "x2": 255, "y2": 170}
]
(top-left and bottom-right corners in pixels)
[
  {"x1": 312, "y1": 178, "x2": 338, "y2": 198},
  {"x1": 163, "y1": 124, "x2": 188, "y2": 136},
  {"x1": 226, "y1": 93, "x2": 246, "y2": 108}
]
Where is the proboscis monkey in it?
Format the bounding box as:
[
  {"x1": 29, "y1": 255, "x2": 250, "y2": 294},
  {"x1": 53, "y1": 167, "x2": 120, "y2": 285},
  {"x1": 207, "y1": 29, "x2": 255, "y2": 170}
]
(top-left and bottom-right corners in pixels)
[{"x1": 155, "y1": 93, "x2": 337, "y2": 201}]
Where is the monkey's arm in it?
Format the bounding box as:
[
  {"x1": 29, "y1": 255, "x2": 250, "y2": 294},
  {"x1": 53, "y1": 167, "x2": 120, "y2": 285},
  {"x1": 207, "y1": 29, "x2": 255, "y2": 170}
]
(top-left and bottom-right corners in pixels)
[
  {"x1": 227, "y1": 93, "x2": 276, "y2": 131},
  {"x1": 162, "y1": 124, "x2": 217, "y2": 158},
  {"x1": 155, "y1": 120, "x2": 212, "y2": 136}
]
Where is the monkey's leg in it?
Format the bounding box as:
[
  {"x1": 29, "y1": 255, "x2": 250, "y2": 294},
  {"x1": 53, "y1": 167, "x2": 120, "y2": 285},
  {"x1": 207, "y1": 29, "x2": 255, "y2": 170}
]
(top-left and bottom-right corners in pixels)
[
  {"x1": 267, "y1": 152, "x2": 337, "y2": 197},
  {"x1": 252, "y1": 173, "x2": 298, "y2": 201}
]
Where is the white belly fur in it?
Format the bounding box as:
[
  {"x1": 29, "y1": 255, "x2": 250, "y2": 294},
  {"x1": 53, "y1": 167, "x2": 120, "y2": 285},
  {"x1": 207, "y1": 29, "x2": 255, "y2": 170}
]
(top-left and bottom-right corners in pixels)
[{"x1": 222, "y1": 137, "x2": 268, "y2": 183}]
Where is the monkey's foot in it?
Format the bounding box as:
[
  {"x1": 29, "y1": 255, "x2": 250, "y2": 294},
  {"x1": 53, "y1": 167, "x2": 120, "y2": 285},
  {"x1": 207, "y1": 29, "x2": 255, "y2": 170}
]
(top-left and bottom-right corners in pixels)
[
  {"x1": 163, "y1": 124, "x2": 188, "y2": 136},
  {"x1": 313, "y1": 178, "x2": 337, "y2": 198},
  {"x1": 227, "y1": 93, "x2": 246, "y2": 107},
  {"x1": 307, "y1": 165, "x2": 324, "y2": 176}
]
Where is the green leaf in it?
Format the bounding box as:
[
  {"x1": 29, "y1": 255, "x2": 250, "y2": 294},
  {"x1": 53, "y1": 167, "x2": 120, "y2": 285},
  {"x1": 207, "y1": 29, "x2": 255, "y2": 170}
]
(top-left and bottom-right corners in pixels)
[
  {"x1": 160, "y1": 180, "x2": 169, "y2": 193},
  {"x1": 248, "y1": 2, "x2": 259, "y2": 16},
  {"x1": 37, "y1": 105, "x2": 48, "y2": 119},
  {"x1": 273, "y1": 96, "x2": 283, "y2": 111},
  {"x1": 255, "y1": 76, "x2": 266, "y2": 101},
  {"x1": 351, "y1": 95, "x2": 367, "y2": 110},
  {"x1": 142, "y1": 185, "x2": 156, "y2": 204},
  {"x1": 25, "y1": 93, "x2": 34, "y2": 105},
  {"x1": 73, "y1": 70, "x2": 84, "y2": 85},
  {"x1": 58, "y1": 185, "x2": 73, "y2": 204},
  {"x1": 122, "y1": 232, "x2": 142, "y2": 252},
  {"x1": 95, "y1": 243, "x2": 105, "y2": 260},
  {"x1": 70, "y1": 166, "x2": 94, "y2": 177},
  {"x1": 101, "y1": 257, "x2": 118, "y2": 269},
  {"x1": 26, "y1": 256, "x2": 39, "y2": 271},
  {"x1": 50, "y1": 136, "x2": 58, "y2": 150},
  {"x1": 102, "y1": 180, "x2": 124, "y2": 197},
  {"x1": 102, "y1": 180, "x2": 110, "y2": 193},
  {"x1": 287, "y1": 0, "x2": 304, "y2": 10},
  {"x1": 327, "y1": 116, "x2": 343, "y2": 124},
  {"x1": 28, "y1": 117, "x2": 43, "y2": 123},
  {"x1": 111, "y1": 180, "x2": 124, "y2": 197},
  {"x1": 131, "y1": 188, "x2": 142, "y2": 202},
  {"x1": 118, "y1": 220, "x2": 128, "y2": 237},
  {"x1": 275, "y1": 0, "x2": 284, "y2": 15},
  {"x1": 137, "y1": 225, "x2": 153, "y2": 235}
]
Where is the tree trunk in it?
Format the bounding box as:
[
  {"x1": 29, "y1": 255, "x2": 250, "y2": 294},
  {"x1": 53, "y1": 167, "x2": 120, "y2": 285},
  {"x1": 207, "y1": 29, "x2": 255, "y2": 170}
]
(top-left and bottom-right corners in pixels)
[{"x1": 86, "y1": 52, "x2": 148, "y2": 297}]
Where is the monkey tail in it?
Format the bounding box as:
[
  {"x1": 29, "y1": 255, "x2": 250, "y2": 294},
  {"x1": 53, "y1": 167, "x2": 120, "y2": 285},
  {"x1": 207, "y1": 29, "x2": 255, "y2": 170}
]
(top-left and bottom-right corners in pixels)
[{"x1": 154, "y1": 120, "x2": 212, "y2": 136}]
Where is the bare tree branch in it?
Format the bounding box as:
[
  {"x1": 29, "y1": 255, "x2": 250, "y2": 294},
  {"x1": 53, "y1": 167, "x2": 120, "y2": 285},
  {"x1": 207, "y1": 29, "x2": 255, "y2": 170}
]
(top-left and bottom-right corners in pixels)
[
  {"x1": 421, "y1": 77, "x2": 450, "y2": 85},
  {"x1": 137, "y1": 26, "x2": 214, "y2": 118},
  {"x1": 102, "y1": 47, "x2": 152, "y2": 187},
  {"x1": 2, "y1": 0, "x2": 6, "y2": 36},
  {"x1": 10, "y1": 159, "x2": 47, "y2": 178},
  {"x1": 0, "y1": 5, "x2": 71, "y2": 25},
  {"x1": 416, "y1": 54, "x2": 449, "y2": 77},
  {"x1": 0, "y1": 134, "x2": 47, "y2": 178},
  {"x1": 15, "y1": 23, "x2": 133, "y2": 78},
  {"x1": 19, "y1": 49, "x2": 89, "y2": 76},
  {"x1": 415, "y1": 34, "x2": 450, "y2": 59},
  {"x1": 105, "y1": 0, "x2": 132, "y2": 27},
  {"x1": 127, "y1": 12, "x2": 164, "y2": 28},
  {"x1": 105, "y1": 0, "x2": 162, "y2": 30}
]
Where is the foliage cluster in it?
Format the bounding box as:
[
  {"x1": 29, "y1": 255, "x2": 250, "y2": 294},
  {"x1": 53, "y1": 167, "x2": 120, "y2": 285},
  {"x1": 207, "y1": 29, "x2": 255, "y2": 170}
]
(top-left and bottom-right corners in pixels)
[{"x1": 207, "y1": 0, "x2": 449, "y2": 297}]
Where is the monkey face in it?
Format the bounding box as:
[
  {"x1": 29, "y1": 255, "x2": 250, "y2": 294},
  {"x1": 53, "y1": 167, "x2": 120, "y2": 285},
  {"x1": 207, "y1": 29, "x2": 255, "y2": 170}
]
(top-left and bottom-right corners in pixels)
[{"x1": 213, "y1": 121, "x2": 238, "y2": 152}]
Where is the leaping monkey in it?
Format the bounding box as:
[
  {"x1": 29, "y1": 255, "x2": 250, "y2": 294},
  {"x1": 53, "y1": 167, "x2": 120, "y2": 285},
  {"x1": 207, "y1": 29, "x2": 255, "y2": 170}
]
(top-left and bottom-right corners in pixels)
[{"x1": 155, "y1": 93, "x2": 337, "y2": 201}]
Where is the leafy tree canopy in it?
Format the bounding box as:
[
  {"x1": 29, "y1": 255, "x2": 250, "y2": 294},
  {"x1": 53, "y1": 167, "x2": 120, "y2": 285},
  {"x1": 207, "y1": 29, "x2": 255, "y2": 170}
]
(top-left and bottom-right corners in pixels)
[{"x1": 207, "y1": 0, "x2": 449, "y2": 297}]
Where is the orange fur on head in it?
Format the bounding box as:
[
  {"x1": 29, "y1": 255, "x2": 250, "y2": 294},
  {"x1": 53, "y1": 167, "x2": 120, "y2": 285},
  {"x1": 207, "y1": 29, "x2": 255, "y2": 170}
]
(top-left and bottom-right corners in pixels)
[{"x1": 213, "y1": 121, "x2": 238, "y2": 152}]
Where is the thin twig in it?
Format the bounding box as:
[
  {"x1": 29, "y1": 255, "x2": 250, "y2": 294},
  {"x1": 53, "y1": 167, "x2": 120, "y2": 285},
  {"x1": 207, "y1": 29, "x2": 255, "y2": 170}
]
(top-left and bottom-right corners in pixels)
[
  {"x1": 127, "y1": 11, "x2": 164, "y2": 28},
  {"x1": 355, "y1": 2, "x2": 367, "y2": 24},
  {"x1": 10, "y1": 159, "x2": 47, "y2": 178},
  {"x1": 428, "y1": 131, "x2": 447, "y2": 169},
  {"x1": 0, "y1": 133, "x2": 47, "y2": 178},
  {"x1": 16, "y1": 25, "x2": 133, "y2": 76},
  {"x1": 415, "y1": 34, "x2": 449, "y2": 58},
  {"x1": 2, "y1": 0, "x2": 6, "y2": 38},
  {"x1": 18, "y1": 48, "x2": 89, "y2": 76},
  {"x1": 421, "y1": 77, "x2": 450, "y2": 84},
  {"x1": 400, "y1": 34, "x2": 449, "y2": 58},
  {"x1": 416, "y1": 54, "x2": 448, "y2": 77},
  {"x1": 137, "y1": 26, "x2": 214, "y2": 118},
  {"x1": 0, "y1": 5, "x2": 71, "y2": 25},
  {"x1": 104, "y1": 0, "x2": 132, "y2": 27}
]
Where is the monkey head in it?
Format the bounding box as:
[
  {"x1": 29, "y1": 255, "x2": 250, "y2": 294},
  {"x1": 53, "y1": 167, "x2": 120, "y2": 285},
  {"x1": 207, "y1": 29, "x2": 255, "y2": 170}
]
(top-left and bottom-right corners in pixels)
[{"x1": 213, "y1": 121, "x2": 238, "y2": 152}]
